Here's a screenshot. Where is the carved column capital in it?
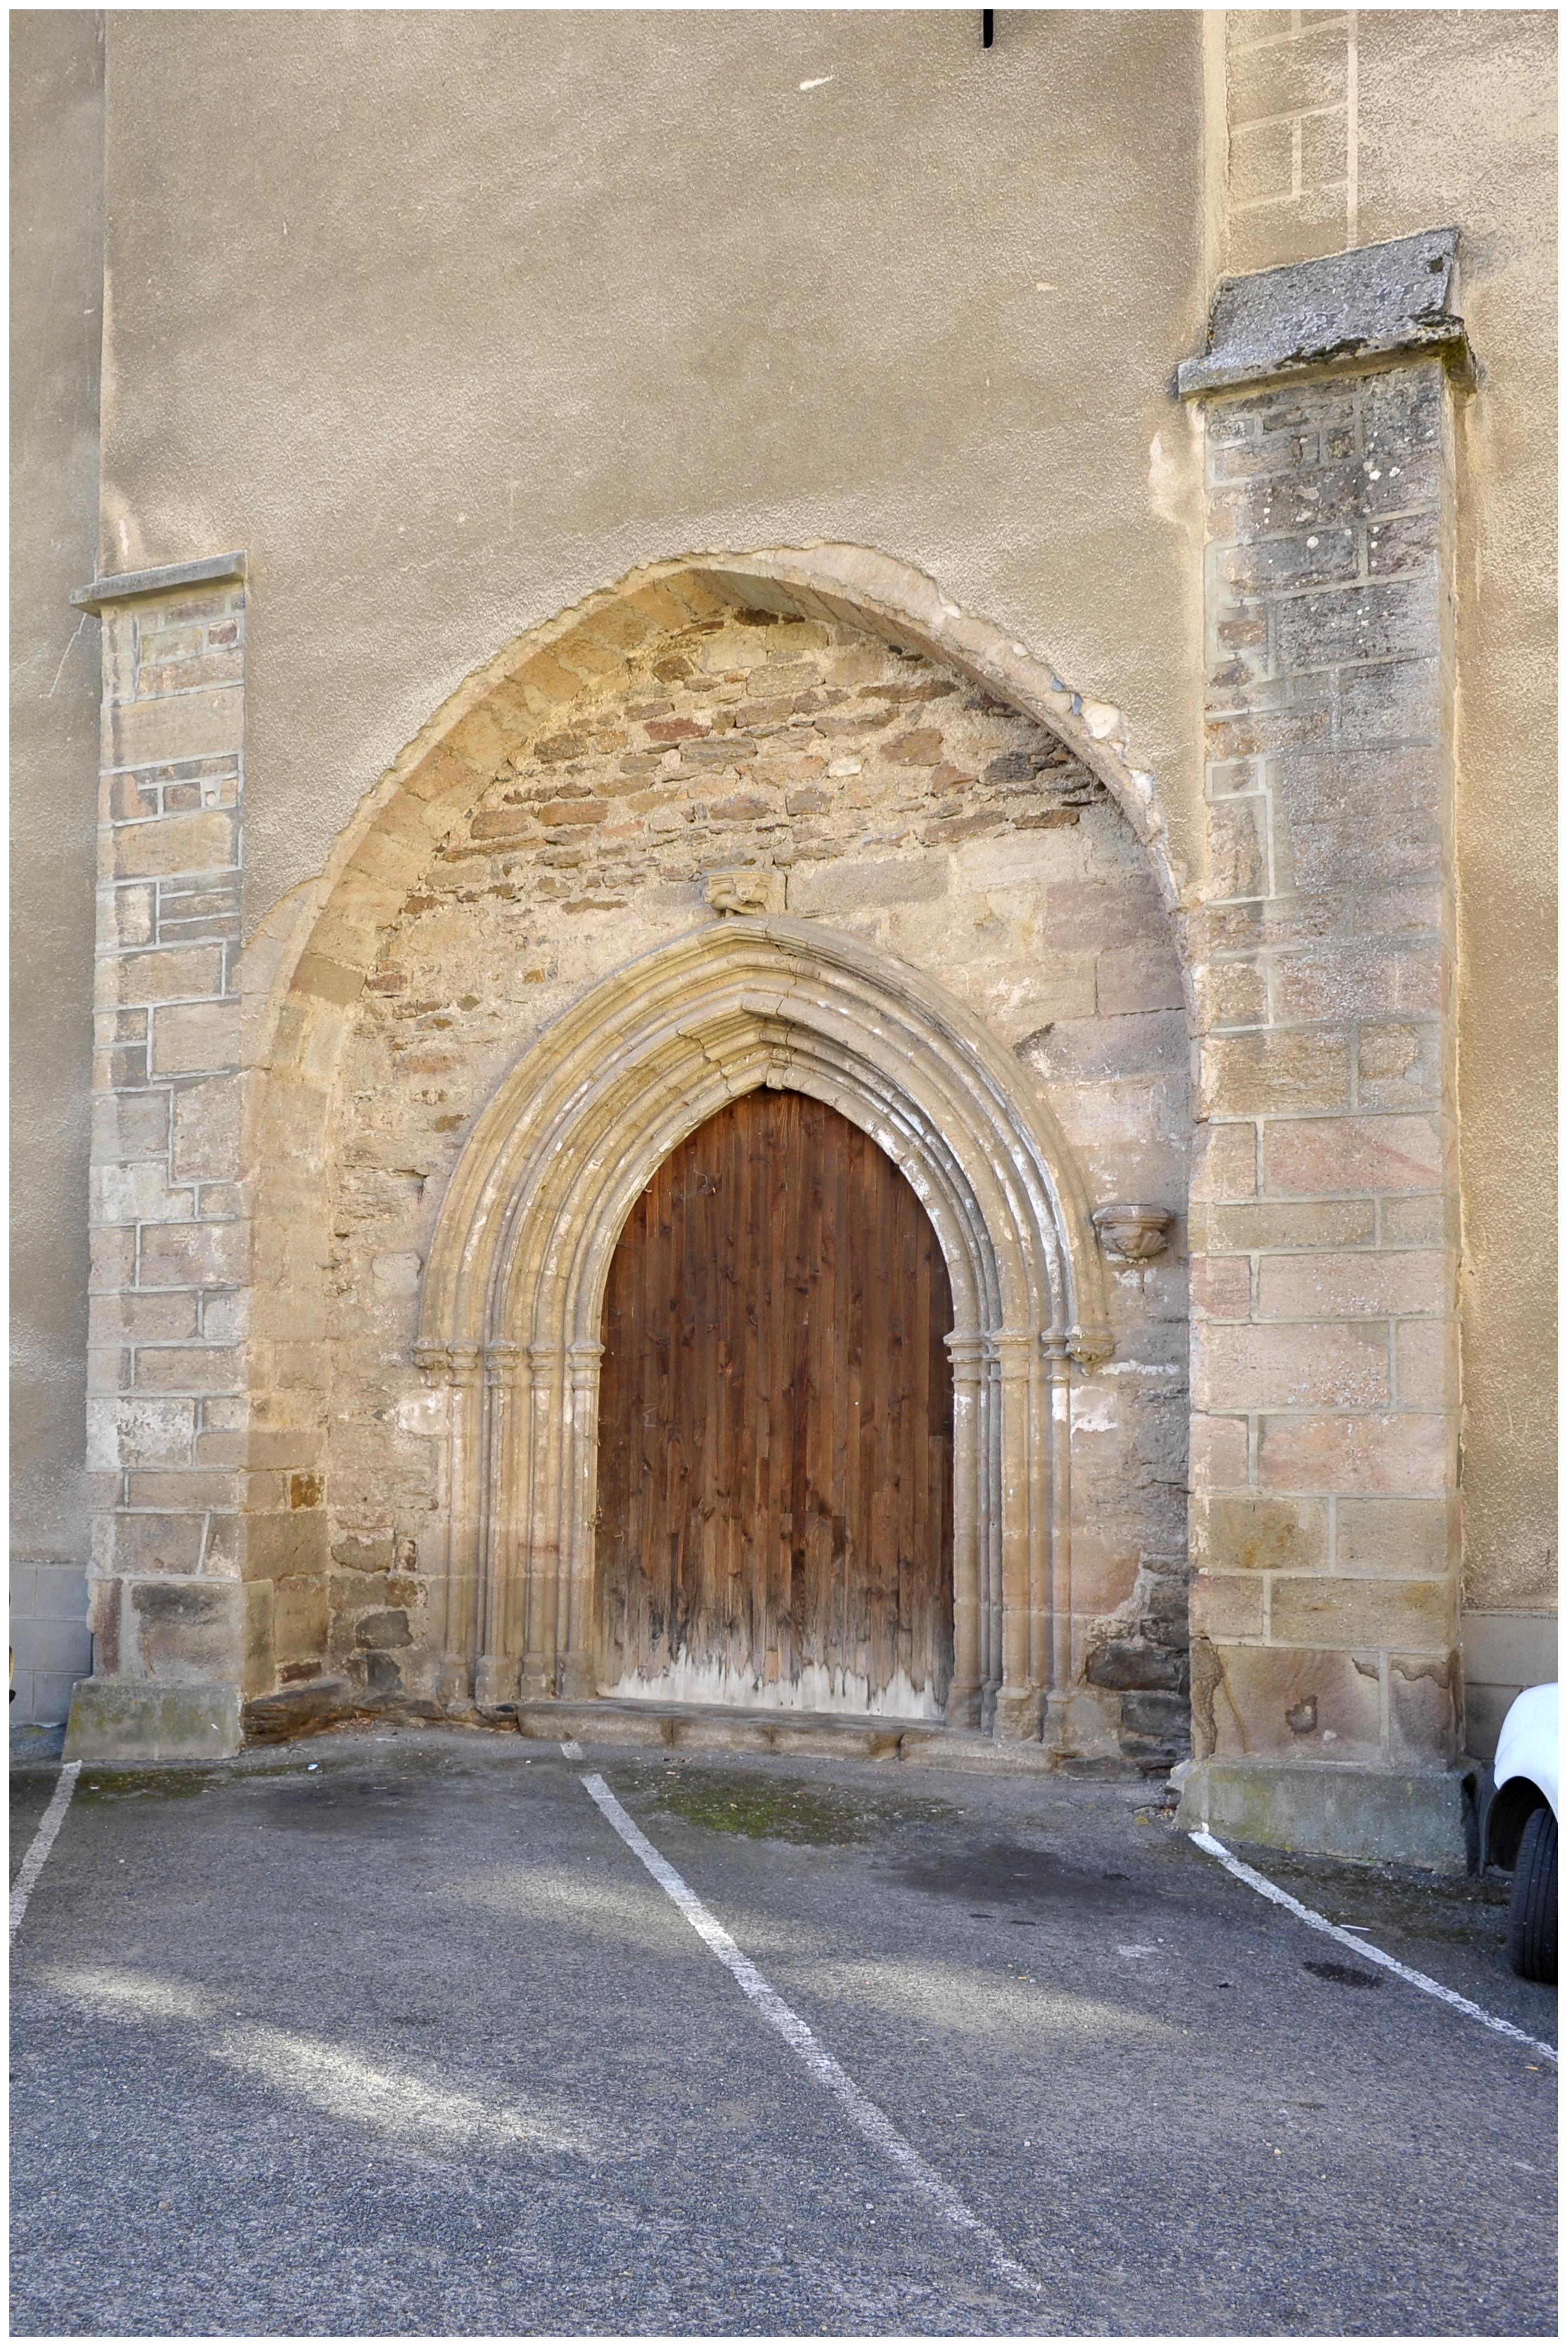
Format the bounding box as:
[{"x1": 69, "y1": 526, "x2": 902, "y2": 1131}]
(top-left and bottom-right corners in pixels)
[
  {"x1": 1063, "y1": 1322, "x2": 1115, "y2": 1370},
  {"x1": 986, "y1": 1328, "x2": 1036, "y2": 1378},
  {"x1": 413, "y1": 1340, "x2": 483, "y2": 1388}
]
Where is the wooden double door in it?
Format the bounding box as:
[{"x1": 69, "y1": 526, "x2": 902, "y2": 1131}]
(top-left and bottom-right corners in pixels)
[{"x1": 596, "y1": 1087, "x2": 954, "y2": 1715}]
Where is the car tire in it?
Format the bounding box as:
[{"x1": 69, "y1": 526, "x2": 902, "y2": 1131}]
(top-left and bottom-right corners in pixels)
[{"x1": 1506, "y1": 1805, "x2": 1558, "y2": 1984}]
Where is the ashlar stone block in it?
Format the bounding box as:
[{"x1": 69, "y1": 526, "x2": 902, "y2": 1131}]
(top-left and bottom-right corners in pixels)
[
  {"x1": 1389, "y1": 1651, "x2": 1460, "y2": 1764},
  {"x1": 1199, "y1": 1030, "x2": 1349, "y2": 1117},
  {"x1": 109, "y1": 808, "x2": 237, "y2": 881},
  {"x1": 1257, "y1": 1248, "x2": 1449, "y2": 1320},
  {"x1": 1192, "y1": 1491, "x2": 1328, "y2": 1575},
  {"x1": 1262, "y1": 1112, "x2": 1445, "y2": 1196},
  {"x1": 1188, "y1": 1570, "x2": 1266, "y2": 1641},
  {"x1": 1268, "y1": 1574, "x2": 1456, "y2": 1652},
  {"x1": 130, "y1": 1578, "x2": 244, "y2": 1682},
  {"x1": 1196, "y1": 1637, "x2": 1383, "y2": 1764},
  {"x1": 1257, "y1": 1410, "x2": 1452, "y2": 1495},
  {"x1": 1334, "y1": 1495, "x2": 1452, "y2": 1577},
  {"x1": 1194, "y1": 1319, "x2": 1390, "y2": 1412},
  {"x1": 65, "y1": 1679, "x2": 242, "y2": 1762}
]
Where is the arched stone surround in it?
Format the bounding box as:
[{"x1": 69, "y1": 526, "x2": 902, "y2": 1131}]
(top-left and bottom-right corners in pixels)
[
  {"x1": 275, "y1": 572, "x2": 1193, "y2": 1758},
  {"x1": 413, "y1": 917, "x2": 1114, "y2": 1738}
]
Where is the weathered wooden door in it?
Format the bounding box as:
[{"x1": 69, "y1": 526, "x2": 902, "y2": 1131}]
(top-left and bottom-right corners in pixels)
[{"x1": 596, "y1": 1087, "x2": 954, "y2": 1716}]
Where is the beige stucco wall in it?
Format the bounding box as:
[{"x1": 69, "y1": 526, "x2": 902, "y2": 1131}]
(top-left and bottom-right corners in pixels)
[
  {"x1": 1215, "y1": 9, "x2": 1557, "y2": 1626},
  {"x1": 94, "y1": 8, "x2": 1212, "y2": 931},
  {"x1": 10, "y1": 12, "x2": 104, "y2": 1604}
]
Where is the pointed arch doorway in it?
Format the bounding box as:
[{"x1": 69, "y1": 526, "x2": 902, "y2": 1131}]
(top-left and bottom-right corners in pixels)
[
  {"x1": 415, "y1": 915, "x2": 1114, "y2": 1740},
  {"x1": 595, "y1": 1087, "x2": 955, "y2": 1718}
]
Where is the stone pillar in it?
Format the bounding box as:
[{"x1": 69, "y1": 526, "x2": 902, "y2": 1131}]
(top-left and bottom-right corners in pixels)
[
  {"x1": 65, "y1": 555, "x2": 251, "y2": 1760},
  {"x1": 1175, "y1": 231, "x2": 1477, "y2": 1867}
]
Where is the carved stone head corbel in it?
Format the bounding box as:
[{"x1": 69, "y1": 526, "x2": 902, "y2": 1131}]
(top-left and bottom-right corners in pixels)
[
  {"x1": 706, "y1": 867, "x2": 785, "y2": 917},
  {"x1": 1091, "y1": 1203, "x2": 1177, "y2": 1264}
]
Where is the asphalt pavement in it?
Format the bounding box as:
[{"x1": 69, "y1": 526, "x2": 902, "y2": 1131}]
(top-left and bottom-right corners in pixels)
[{"x1": 10, "y1": 1723, "x2": 1558, "y2": 2337}]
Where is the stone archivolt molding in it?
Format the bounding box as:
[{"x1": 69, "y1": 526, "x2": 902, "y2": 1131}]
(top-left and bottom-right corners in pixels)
[{"x1": 415, "y1": 915, "x2": 1113, "y2": 1739}]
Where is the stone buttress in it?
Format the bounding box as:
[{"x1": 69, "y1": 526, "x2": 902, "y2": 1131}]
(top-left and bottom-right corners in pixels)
[
  {"x1": 1175, "y1": 229, "x2": 1478, "y2": 1866},
  {"x1": 67, "y1": 555, "x2": 253, "y2": 1759}
]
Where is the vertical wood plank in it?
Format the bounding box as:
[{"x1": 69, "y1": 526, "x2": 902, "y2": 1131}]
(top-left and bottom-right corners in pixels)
[{"x1": 596, "y1": 1089, "x2": 953, "y2": 1710}]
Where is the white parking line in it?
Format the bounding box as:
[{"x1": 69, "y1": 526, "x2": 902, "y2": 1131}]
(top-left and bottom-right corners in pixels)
[
  {"x1": 10, "y1": 1761, "x2": 82, "y2": 1941},
  {"x1": 577, "y1": 1768, "x2": 1043, "y2": 2299},
  {"x1": 1190, "y1": 1830, "x2": 1558, "y2": 2065}
]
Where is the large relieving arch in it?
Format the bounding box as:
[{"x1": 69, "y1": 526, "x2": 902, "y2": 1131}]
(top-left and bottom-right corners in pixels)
[{"x1": 414, "y1": 915, "x2": 1113, "y2": 1740}]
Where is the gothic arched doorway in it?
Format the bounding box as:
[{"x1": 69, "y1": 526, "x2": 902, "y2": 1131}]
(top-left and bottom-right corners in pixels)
[{"x1": 594, "y1": 1088, "x2": 955, "y2": 1718}]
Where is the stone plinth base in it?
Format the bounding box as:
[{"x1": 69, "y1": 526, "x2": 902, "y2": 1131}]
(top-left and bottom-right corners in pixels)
[
  {"x1": 64, "y1": 1679, "x2": 242, "y2": 1761},
  {"x1": 1175, "y1": 1756, "x2": 1481, "y2": 1874}
]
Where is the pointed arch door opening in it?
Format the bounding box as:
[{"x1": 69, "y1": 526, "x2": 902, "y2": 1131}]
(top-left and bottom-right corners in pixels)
[
  {"x1": 416, "y1": 914, "x2": 1112, "y2": 1738},
  {"x1": 594, "y1": 1087, "x2": 955, "y2": 1718}
]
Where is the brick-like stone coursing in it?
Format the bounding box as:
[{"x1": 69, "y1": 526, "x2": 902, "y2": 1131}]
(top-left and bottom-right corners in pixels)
[
  {"x1": 87, "y1": 586, "x2": 251, "y2": 1689},
  {"x1": 1227, "y1": 11, "x2": 1356, "y2": 272}
]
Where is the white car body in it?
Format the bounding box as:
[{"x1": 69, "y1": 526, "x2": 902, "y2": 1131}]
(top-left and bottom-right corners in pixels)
[
  {"x1": 1485, "y1": 1680, "x2": 1558, "y2": 1878},
  {"x1": 1485, "y1": 1681, "x2": 1559, "y2": 1983},
  {"x1": 1493, "y1": 1681, "x2": 1558, "y2": 1823}
]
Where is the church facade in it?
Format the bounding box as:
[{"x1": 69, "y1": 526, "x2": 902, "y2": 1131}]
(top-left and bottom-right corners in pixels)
[{"x1": 13, "y1": 10, "x2": 1555, "y2": 1870}]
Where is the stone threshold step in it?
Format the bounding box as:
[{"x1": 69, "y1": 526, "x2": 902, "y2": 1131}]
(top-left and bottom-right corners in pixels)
[
  {"x1": 521, "y1": 1694, "x2": 1074, "y2": 1770},
  {"x1": 242, "y1": 1681, "x2": 1145, "y2": 1777}
]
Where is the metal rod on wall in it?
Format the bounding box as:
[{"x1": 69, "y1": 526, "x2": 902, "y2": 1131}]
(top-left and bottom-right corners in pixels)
[{"x1": 982, "y1": 10, "x2": 995, "y2": 48}]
